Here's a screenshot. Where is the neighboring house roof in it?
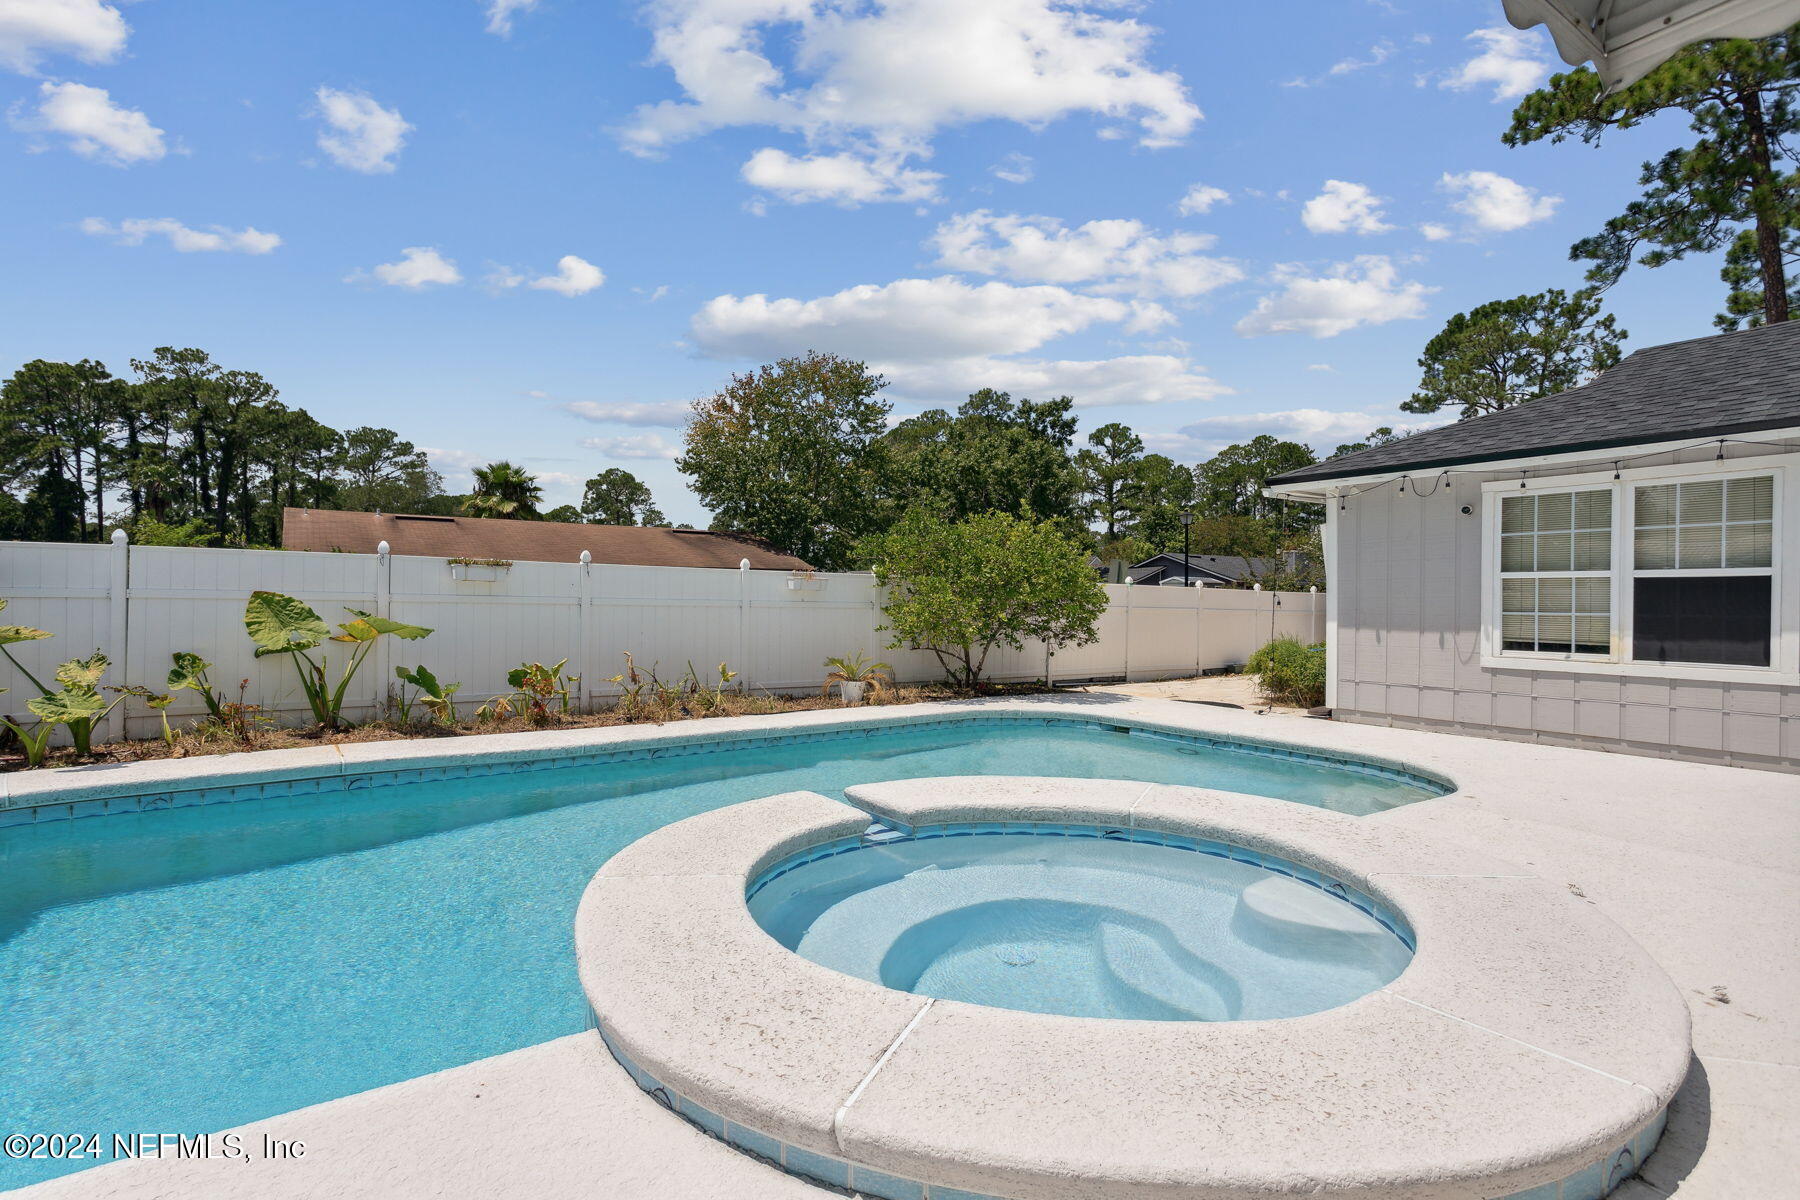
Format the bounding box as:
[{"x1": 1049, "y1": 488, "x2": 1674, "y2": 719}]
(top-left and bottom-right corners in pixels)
[
  {"x1": 1270, "y1": 321, "x2": 1800, "y2": 489},
  {"x1": 1130, "y1": 553, "x2": 1273, "y2": 584},
  {"x1": 280, "y1": 508, "x2": 812, "y2": 571}
]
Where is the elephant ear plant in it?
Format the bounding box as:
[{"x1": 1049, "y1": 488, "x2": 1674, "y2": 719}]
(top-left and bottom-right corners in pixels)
[
  {"x1": 395, "y1": 664, "x2": 461, "y2": 726},
  {"x1": 244, "y1": 591, "x2": 432, "y2": 730},
  {"x1": 167, "y1": 651, "x2": 226, "y2": 720}
]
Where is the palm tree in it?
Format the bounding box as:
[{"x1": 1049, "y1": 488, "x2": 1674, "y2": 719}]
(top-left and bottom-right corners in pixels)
[{"x1": 465, "y1": 461, "x2": 543, "y2": 519}]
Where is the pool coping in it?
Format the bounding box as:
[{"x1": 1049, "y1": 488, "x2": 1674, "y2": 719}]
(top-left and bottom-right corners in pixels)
[
  {"x1": 575, "y1": 778, "x2": 1693, "y2": 1200},
  {"x1": 0, "y1": 696, "x2": 1454, "y2": 821}
]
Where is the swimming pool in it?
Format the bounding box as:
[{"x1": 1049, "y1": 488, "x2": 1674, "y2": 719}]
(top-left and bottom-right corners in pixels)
[
  {"x1": 0, "y1": 715, "x2": 1441, "y2": 1187},
  {"x1": 749, "y1": 827, "x2": 1415, "y2": 1021}
]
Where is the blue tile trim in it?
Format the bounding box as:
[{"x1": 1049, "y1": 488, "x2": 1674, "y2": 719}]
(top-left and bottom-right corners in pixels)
[
  {"x1": 591, "y1": 1006, "x2": 1663, "y2": 1200},
  {"x1": 3, "y1": 712, "x2": 1448, "y2": 826},
  {"x1": 745, "y1": 821, "x2": 1417, "y2": 951}
]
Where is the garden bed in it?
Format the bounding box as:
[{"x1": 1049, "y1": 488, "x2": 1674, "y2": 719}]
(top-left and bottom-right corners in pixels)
[{"x1": 0, "y1": 682, "x2": 1052, "y2": 773}]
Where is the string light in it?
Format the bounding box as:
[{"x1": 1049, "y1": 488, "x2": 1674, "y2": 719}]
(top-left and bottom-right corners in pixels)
[{"x1": 1295, "y1": 434, "x2": 1792, "y2": 509}]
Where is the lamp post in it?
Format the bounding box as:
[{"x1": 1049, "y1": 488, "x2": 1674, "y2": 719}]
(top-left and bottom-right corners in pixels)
[{"x1": 1180, "y1": 511, "x2": 1195, "y2": 586}]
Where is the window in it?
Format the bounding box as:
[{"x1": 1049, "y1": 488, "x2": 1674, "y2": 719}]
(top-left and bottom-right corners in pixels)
[
  {"x1": 1630, "y1": 476, "x2": 1774, "y2": 667},
  {"x1": 1484, "y1": 463, "x2": 1789, "y2": 680},
  {"x1": 1498, "y1": 489, "x2": 1612, "y2": 656}
]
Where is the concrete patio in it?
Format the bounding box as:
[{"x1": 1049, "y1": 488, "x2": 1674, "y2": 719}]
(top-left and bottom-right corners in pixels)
[{"x1": 12, "y1": 696, "x2": 1796, "y2": 1200}]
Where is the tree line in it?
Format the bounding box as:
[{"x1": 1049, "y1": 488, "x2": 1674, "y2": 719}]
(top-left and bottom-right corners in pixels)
[{"x1": 0, "y1": 348, "x2": 675, "y2": 546}]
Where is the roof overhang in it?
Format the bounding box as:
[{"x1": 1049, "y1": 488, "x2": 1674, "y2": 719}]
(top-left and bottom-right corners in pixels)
[
  {"x1": 1265, "y1": 424, "x2": 1800, "y2": 503},
  {"x1": 1502, "y1": 0, "x2": 1800, "y2": 89}
]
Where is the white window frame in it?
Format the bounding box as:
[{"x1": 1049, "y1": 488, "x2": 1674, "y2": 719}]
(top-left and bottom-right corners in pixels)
[{"x1": 1479, "y1": 452, "x2": 1797, "y2": 685}]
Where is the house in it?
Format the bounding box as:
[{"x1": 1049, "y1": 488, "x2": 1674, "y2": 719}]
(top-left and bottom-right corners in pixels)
[
  {"x1": 280, "y1": 507, "x2": 813, "y2": 571},
  {"x1": 1127, "y1": 551, "x2": 1318, "y2": 588},
  {"x1": 1128, "y1": 553, "x2": 1274, "y2": 587},
  {"x1": 1267, "y1": 321, "x2": 1800, "y2": 771}
]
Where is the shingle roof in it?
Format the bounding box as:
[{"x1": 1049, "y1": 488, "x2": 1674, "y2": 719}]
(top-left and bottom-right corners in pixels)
[
  {"x1": 1133, "y1": 553, "x2": 1272, "y2": 583},
  {"x1": 1270, "y1": 321, "x2": 1800, "y2": 488},
  {"x1": 280, "y1": 508, "x2": 812, "y2": 571}
]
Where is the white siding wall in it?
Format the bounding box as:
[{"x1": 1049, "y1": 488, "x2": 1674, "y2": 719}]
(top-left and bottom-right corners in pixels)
[
  {"x1": 0, "y1": 542, "x2": 1325, "y2": 744},
  {"x1": 1330, "y1": 444, "x2": 1800, "y2": 770}
]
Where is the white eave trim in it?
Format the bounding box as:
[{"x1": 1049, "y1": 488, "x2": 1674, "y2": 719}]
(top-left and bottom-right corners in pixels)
[{"x1": 1263, "y1": 424, "x2": 1800, "y2": 504}]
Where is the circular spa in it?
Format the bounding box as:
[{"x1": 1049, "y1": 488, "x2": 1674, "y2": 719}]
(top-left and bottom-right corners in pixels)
[
  {"x1": 748, "y1": 827, "x2": 1413, "y2": 1022},
  {"x1": 576, "y1": 777, "x2": 1692, "y2": 1200}
]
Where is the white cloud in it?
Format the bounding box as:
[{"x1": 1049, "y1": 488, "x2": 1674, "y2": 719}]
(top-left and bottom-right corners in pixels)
[
  {"x1": 1306, "y1": 363, "x2": 1335, "y2": 372},
  {"x1": 687, "y1": 274, "x2": 1228, "y2": 408},
  {"x1": 691, "y1": 275, "x2": 1166, "y2": 364},
  {"x1": 930, "y1": 211, "x2": 1243, "y2": 300},
  {"x1": 1300, "y1": 180, "x2": 1392, "y2": 236},
  {"x1": 483, "y1": 0, "x2": 538, "y2": 37},
  {"x1": 619, "y1": 0, "x2": 1201, "y2": 160},
  {"x1": 1176, "y1": 183, "x2": 1229, "y2": 216},
  {"x1": 0, "y1": 0, "x2": 128, "y2": 74},
  {"x1": 80, "y1": 217, "x2": 281, "y2": 254},
  {"x1": 581, "y1": 433, "x2": 681, "y2": 460},
  {"x1": 359, "y1": 246, "x2": 462, "y2": 289},
  {"x1": 893, "y1": 353, "x2": 1230, "y2": 409},
  {"x1": 1284, "y1": 40, "x2": 1397, "y2": 88},
  {"x1": 1235, "y1": 255, "x2": 1434, "y2": 338},
  {"x1": 562, "y1": 400, "x2": 690, "y2": 427},
  {"x1": 1440, "y1": 170, "x2": 1560, "y2": 233},
  {"x1": 990, "y1": 152, "x2": 1033, "y2": 184},
  {"x1": 740, "y1": 147, "x2": 941, "y2": 206},
  {"x1": 313, "y1": 86, "x2": 410, "y2": 173},
  {"x1": 10, "y1": 80, "x2": 163, "y2": 164},
  {"x1": 531, "y1": 254, "x2": 605, "y2": 296},
  {"x1": 1442, "y1": 26, "x2": 1549, "y2": 102},
  {"x1": 1165, "y1": 408, "x2": 1454, "y2": 455},
  {"x1": 1419, "y1": 222, "x2": 1453, "y2": 242}
]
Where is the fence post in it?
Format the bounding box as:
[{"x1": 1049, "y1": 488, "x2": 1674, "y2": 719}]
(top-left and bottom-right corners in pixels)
[
  {"x1": 738, "y1": 559, "x2": 751, "y2": 693},
  {"x1": 1193, "y1": 584, "x2": 1202, "y2": 679},
  {"x1": 105, "y1": 528, "x2": 129, "y2": 744},
  {"x1": 373, "y1": 540, "x2": 391, "y2": 721},
  {"x1": 577, "y1": 551, "x2": 592, "y2": 710},
  {"x1": 1121, "y1": 576, "x2": 1133, "y2": 683}
]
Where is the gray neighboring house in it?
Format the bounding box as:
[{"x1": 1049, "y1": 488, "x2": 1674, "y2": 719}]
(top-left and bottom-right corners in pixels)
[
  {"x1": 1268, "y1": 321, "x2": 1800, "y2": 772},
  {"x1": 1128, "y1": 553, "x2": 1272, "y2": 587}
]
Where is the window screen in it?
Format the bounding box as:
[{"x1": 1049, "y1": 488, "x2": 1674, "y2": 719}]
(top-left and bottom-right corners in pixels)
[
  {"x1": 1499, "y1": 490, "x2": 1612, "y2": 655},
  {"x1": 1631, "y1": 475, "x2": 1775, "y2": 667},
  {"x1": 1633, "y1": 576, "x2": 1772, "y2": 667}
]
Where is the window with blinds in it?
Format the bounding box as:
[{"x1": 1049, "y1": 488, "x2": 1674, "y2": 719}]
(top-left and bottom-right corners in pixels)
[
  {"x1": 1631, "y1": 475, "x2": 1775, "y2": 667},
  {"x1": 1498, "y1": 489, "x2": 1613, "y2": 655}
]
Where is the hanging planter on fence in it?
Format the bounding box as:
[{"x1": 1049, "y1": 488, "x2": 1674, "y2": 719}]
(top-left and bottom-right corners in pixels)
[{"x1": 449, "y1": 558, "x2": 512, "y2": 582}]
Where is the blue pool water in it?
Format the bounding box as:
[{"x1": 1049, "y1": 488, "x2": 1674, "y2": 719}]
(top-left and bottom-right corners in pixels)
[
  {"x1": 750, "y1": 829, "x2": 1413, "y2": 1021},
  {"x1": 0, "y1": 717, "x2": 1438, "y2": 1187}
]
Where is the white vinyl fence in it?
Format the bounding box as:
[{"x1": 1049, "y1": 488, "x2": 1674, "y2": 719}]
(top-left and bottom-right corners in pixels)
[{"x1": 0, "y1": 538, "x2": 1324, "y2": 745}]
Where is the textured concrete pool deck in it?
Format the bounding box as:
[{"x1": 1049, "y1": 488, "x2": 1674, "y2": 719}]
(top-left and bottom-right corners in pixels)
[{"x1": 9, "y1": 694, "x2": 1797, "y2": 1199}]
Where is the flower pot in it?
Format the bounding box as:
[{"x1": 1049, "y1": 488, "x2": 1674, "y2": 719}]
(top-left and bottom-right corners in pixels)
[{"x1": 837, "y1": 680, "x2": 867, "y2": 705}]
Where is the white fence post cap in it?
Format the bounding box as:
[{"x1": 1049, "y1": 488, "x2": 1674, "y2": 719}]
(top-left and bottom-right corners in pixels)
[
  {"x1": 580, "y1": 550, "x2": 592, "y2": 564},
  {"x1": 740, "y1": 558, "x2": 750, "y2": 570},
  {"x1": 110, "y1": 528, "x2": 128, "y2": 545},
  {"x1": 1252, "y1": 583, "x2": 1262, "y2": 591},
  {"x1": 377, "y1": 540, "x2": 390, "y2": 557},
  {"x1": 1310, "y1": 585, "x2": 1318, "y2": 593}
]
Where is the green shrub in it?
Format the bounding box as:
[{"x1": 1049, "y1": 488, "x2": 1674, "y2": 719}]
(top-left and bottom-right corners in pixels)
[{"x1": 1245, "y1": 636, "x2": 1327, "y2": 708}]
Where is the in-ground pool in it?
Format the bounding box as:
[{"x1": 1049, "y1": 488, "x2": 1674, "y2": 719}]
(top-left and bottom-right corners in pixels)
[
  {"x1": 0, "y1": 715, "x2": 1442, "y2": 1186},
  {"x1": 749, "y1": 826, "x2": 1414, "y2": 1021}
]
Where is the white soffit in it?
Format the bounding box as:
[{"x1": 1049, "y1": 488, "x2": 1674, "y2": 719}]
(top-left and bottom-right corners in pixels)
[{"x1": 1502, "y1": 0, "x2": 1800, "y2": 88}]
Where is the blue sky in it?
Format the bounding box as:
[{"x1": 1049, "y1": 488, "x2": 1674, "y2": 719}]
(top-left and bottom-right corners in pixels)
[{"x1": 2, "y1": 0, "x2": 1732, "y2": 525}]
